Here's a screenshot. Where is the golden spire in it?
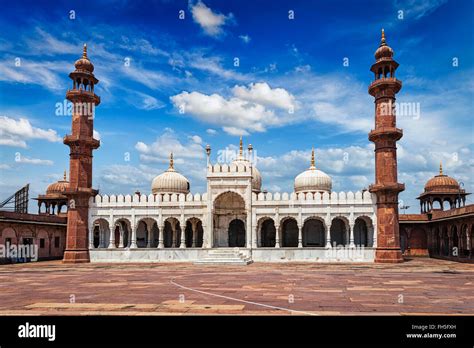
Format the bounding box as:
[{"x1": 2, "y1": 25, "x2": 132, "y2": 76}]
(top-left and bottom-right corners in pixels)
[
  {"x1": 63, "y1": 170, "x2": 67, "y2": 181},
  {"x1": 169, "y1": 152, "x2": 174, "y2": 169},
  {"x1": 439, "y1": 161, "x2": 443, "y2": 175},
  {"x1": 239, "y1": 136, "x2": 243, "y2": 156},
  {"x1": 82, "y1": 43, "x2": 88, "y2": 59},
  {"x1": 310, "y1": 147, "x2": 316, "y2": 170}
]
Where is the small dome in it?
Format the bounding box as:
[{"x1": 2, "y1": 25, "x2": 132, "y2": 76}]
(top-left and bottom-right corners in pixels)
[
  {"x1": 46, "y1": 171, "x2": 69, "y2": 195},
  {"x1": 294, "y1": 148, "x2": 332, "y2": 193},
  {"x1": 375, "y1": 29, "x2": 394, "y2": 60},
  {"x1": 74, "y1": 44, "x2": 94, "y2": 72},
  {"x1": 232, "y1": 137, "x2": 262, "y2": 192},
  {"x1": 424, "y1": 163, "x2": 460, "y2": 193},
  {"x1": 151, "y1": 153, "x2": 190, "y2": 194}
]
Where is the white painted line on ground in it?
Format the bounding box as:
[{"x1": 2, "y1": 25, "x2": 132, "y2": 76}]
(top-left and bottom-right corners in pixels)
[{"x1": 170, "y1": 275, "x2": 318, "y2": 316}]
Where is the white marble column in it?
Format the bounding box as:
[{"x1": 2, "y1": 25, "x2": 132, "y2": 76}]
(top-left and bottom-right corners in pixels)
[
  {"x1": 158, "y1": 224, "x2": 164, "y2": 248},
  {"x1": 201, "y1": 222, "x2": 207, "y2": 248},
  {"x1": 298, "y1": 224, "x2": 303, "y2": 248},
  {"x1": 252, "y1": 225, "x2": 258, "y2": 248},
  {"x1": 130, "y1": 224, "x2": 137, "y2": 249},
  {"x1": 118, "y1": 225, "x2": 124, "y2": 248},
  {"x1": 275, "y1": 224, "x2": 280, "y2": 248},
  {"x1": 99, "y1": 225, "x2": 104, "y2": 248},
  {"x1": 171, "y1": 221, "x2": 177, "y2": 248},
  {"x1": 246, "y1": 210, "x2": 252, "y2": 249},
  {"x1": 325, "y1": 224, "x2": 332, "y2": 248},
  {"x1": 88, "y1": 224, "x2": 94, "y2": 249},
  {"x1": 108, "y1": 225, "x2": 116, "y2": 248},
  {"x1": 349, "y1": 222, "x2": 355, "y2": 248},
  {"x1": 180, "y1": 219, "x2": 186, "y2": 248},
  {"x1": 191, "y1": 221, "x2": 197, "y2": 248},
  {"x1": 146, "y1": 224, "x2": 152, "y2": 248}
]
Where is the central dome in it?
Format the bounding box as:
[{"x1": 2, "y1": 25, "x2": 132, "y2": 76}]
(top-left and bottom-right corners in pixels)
[
  {"x1": 151, "y1": 153, "x2": 190, "y2": 194},
  {"x1": 232, "y1": 137, "x2": 262, "y2": 193},
  {"x1": 294, "y1": 148, "x2": 332, "y2": 193}
]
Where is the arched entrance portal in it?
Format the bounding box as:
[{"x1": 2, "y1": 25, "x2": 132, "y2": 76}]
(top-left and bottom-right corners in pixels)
[
  {"x1": 228, "y1": 219, "x2": 246, "y2": 247},
  {"x1": 213, "y1": 191, "x2": 246, "y2": 247}
]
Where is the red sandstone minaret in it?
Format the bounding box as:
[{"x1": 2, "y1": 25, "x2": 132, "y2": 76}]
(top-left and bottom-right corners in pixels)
[
  {"x1": 368, "y1": 30, "x2": 404, "y2": 263},
  {"x1": 62, "y1": 44, "x2": 100, "y2": 263}
]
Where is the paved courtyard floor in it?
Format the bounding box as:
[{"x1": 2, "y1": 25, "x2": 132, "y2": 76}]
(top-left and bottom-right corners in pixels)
[{"x1": 0, "y1": 257, "x2": 472, "y2": 316}]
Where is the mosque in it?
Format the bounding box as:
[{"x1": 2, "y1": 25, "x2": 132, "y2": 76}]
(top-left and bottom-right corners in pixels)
[
  {"x1": 1, "y1": 31, "x2": 472, "y2": 264},
  {"x1": 88, "y1": 142, "x2": 376, "y2": 263}
]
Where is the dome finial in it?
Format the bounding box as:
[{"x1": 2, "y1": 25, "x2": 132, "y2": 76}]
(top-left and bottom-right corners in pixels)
[
  {"x1": 439, "y1": 161, "x2": 443, "y2": 175},
  {"x1": 380, "y1": 28, "x2": 386, "y2": 46},
  {"x1": 82, "y1": 43, "x2": 88, "y2": 59},
  {"x1": 63, "y1": 170, "x2": 67, "y2": 181},
  {"x1": 239, "y1": 136, "x2": 243, "y2": 156},
  {"x1": 310, "y1": 147, "x2": 316, "y2": 170},
  {"x1": 169, "y1": 152, "x2": 174, "y2": 169}
]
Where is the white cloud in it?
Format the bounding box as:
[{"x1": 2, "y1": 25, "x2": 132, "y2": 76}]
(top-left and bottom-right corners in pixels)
[
  {"x1": 239, "y1": 35, "x2": 251, "y2": 43},
  {"x1": 135, "y1": 128, "x2": 205, "y2": 161},
  {"x1": 186, "y1": 53, "x2": 247, "y2": 81},
  {"x1": 394, "y1": 0, "x2": 448, "y2": 19},
  {"x1": 93, "y1": 130, "x2": 101, "y2": 141},
  {"x1": 100, "y1": 164, "x2": 156, "y2": 189},
  {"x1": 232, "y1": 82, "x2": 297, "y2": 110},
  {"x1": 189, "y1": 0, "x2": 234, "y2": 37},
  {"x1": 206, "y1": 128, "x2": 217, "y2": 135},
  {"x1": 170, "y1": 82, "x2": 300, "y2": 135},
  {"x1": 0, "y1": 116, "x2": 61, "y2": 148},
  {"x1": 0, "y1": 58, "x2": 68, "y2": 92},
  {"x1": 16, "y1": 156, "x2": 54, "y2": 166},
  {"x1": 121, "y1": 64, "x2": 178, "y2": 90}
]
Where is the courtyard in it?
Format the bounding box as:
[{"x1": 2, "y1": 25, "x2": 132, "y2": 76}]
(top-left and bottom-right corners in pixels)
[{"x1": 0, "y1": 258, "x2": 472, "y2": 316}]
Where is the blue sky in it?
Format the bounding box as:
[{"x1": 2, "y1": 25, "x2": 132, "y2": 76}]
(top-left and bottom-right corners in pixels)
[{"x1": 0, "y1": 0, "x2": 473, "y2": 213}]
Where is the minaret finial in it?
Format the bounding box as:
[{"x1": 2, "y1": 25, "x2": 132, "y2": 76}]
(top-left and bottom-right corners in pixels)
[
  {"x1": 169, "y1": 152, "x2": 174, "y2": 169},
  {"x1": 310, "y1": 147, "x2": 316, "y2": 170},
  {"x1": 439, "y1": 161, "x2": 443, "y2": 175},
  {"x1": 380, "y1": 28, "x2": 386, "y2": 46},
  {"x1": 82, "y1": 43, "x2": 88, "y2": 59},
  {"x1": 63, "y1": 170, "x2": 67, "y2": 181},
  {"x1": 239, "y1": 136, "x2": 243, "y2": 156}
]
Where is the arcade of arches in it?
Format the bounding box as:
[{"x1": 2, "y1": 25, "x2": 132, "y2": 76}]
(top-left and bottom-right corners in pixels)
[
  {"x1": 92, "y1": 217, "x2": 204, "y2": 249},
  {"x1": 258, "y1": 216, "x2": 373, "y2": 248},
  {"x1": 399, "y1": 207, "x2": 473, "y2": 262}
]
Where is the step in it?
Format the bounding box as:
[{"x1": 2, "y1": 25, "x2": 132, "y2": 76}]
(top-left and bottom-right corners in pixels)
[
  {"x1": 194, "y1": 258, "x2": 253, "y2": 265},
  {"x1": 194, "y1": 248, "x2": 253, "y2": 265}
]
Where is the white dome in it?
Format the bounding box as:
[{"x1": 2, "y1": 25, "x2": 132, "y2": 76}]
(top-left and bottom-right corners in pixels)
[
  {"x1": 294, "y1": 148, "x2": 332, "y2": 193},
  {"x1": 232, "y1": 138, "x2": 262, "y2": 193},
  {"x1": 151, "y1": 154, "x2": 190, "y2": 194}
]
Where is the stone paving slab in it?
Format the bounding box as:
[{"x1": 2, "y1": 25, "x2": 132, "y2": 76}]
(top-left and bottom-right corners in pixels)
[{"x1": 0, "y1": 258, "x2": 472, "y2": 315}]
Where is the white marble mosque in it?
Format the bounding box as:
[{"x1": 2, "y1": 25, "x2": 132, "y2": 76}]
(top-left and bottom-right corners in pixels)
[{"x1": 88, "y1": 138, "x2": 377, "y2": 263}]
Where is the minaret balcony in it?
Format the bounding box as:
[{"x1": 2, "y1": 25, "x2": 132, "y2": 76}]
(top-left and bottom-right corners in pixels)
[
  {"x1": 368, "y1": 78, "x2": 402, "y2": 96},
  {"x1": 369, "y1": 127, "x2": 403, "y2": 142},
  {"x1": 63, "y1": 135, "x2": 100, "y2": 150},
  {"x1": 66, "y1": 89, "x2": 101, "y2": 105}
]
